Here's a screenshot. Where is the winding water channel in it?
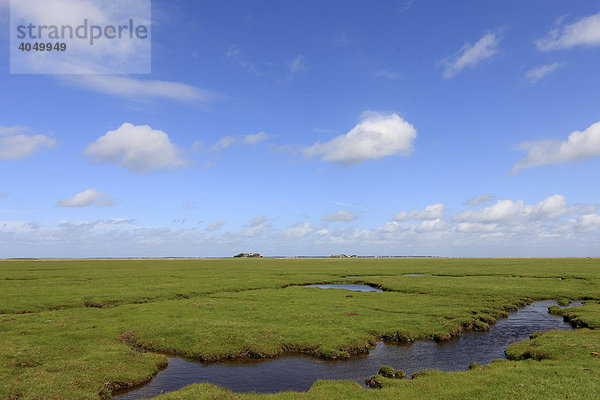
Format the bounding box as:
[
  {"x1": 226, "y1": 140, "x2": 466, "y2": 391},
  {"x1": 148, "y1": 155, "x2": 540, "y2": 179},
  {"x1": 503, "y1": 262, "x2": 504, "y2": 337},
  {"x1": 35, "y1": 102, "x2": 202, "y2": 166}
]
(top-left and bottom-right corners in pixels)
[{"x1": 114, "y1": 294, "x2": 579, "y2": 399}]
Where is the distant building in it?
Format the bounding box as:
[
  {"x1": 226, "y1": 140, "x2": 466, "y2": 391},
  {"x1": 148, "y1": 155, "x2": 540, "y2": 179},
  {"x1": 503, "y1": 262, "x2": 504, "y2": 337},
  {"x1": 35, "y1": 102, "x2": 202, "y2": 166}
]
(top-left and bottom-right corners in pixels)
[
  {"x1": 330, "y1": 254, "x2": 348, "y2": 258},
  {"x1": 234, "y1": 252, "x2": 261, "y2": 258}
]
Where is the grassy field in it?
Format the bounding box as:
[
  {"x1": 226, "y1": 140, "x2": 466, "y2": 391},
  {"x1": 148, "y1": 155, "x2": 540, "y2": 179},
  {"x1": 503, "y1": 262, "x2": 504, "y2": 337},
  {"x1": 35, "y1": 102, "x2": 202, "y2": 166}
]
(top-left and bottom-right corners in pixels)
[{"x1": 1, "y1": 258, "x2": 599, "y2": 399}]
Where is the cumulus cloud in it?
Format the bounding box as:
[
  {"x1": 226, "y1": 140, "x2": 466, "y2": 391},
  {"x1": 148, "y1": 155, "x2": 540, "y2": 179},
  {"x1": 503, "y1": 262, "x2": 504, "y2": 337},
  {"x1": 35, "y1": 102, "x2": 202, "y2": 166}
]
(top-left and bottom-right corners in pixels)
[
  {"x1": 210, "y1": 132, "x2": 270, "y2": 151},
  {"x1": 511, "y1": 121, "x2": 600, "y2": 174},
  {"x1": 83, "y1": 123, "x2": 187, "y2": 173},
  {"x1": 59, "y1": 75, "x2": 219, "y2": 104},
  {"x1": 443, "y1": 33, "x2": 500, "y2": 78},
  {"x1": 525, "y1": 63, "x2": 563, "y2": 83},
  {"x1": 414, "y1": 218, "x2": 448, "y2": 233},
  {"x1": 453, "y1": 195, "x2": 574, "y2": 224},
  {"x1": 465, "y1": 194, "x2": 496, "y2": 206},
  {"x1": 304, "y1": 112, "x2": 417, "y2": 165},
  {"x1": 395, "y1": 203, "x2": 446, "y2": 221},
  {"x1": 57, "y1": 189, "x2": 114, "y2": 207},
  {"x1": 281, "y1": 222, "x2": 314, "y2": 238},
  {"x1": 536, "y1": 12, "x2": 600, "y2": 51},
  {"x1": 205, "y1": 221, "x2": 227, "y2": 232},
  {"x1": 576, "y1": 212, "x2": 600, "y2": 232},
  {"x1": 0, "y1": 126, "x2": 56, "y2": 160},
  {"x1": 321, "y1": 210, "x2": 357, "y2": 222}
]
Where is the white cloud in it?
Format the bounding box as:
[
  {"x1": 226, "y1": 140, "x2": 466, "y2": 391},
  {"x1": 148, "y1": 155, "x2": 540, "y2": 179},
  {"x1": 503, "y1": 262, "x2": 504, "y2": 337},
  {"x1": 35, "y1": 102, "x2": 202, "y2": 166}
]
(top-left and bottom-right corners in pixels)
[
  {"x1": 205, "y1": 221, "x2": 227, "y2": 232},
  {"x1": 281, "y1": 222, "x2": 314, "y2": 238},
  {"x1": 242, "y1": 132, "x2": 270, "y2": 145},
  {"x1": 321, "y1": 210, "x2": 358, "y2": 222},
  {"x1": 304, "y1": 112, "x2": 417, "y2": 165},
  {"x1": 0, "y1": 126, "x2": 56, "y2": 160},
  {"x1": 57, "y1": 189, "x2": 114, "y2": 207},
  {"x1": 523, "y1": 194, "x2": 574, "y2": 220},
  {"x1": 511, "y1": 121, "x2": 600, "y2": 174},
  {"x1": 60, "y1": 75, "x2": 218, "y2": 104},
  {"x1": 454, "y1": 195, "x2": 574, "y2": 224},
  {"x1": 525, "y1": 63, "x2": 563, "y2": 83},
  {"x1": 83, "y1": 123, "x2": 187, "y2": 173},
  {"x1": 2, "y1": 194, "x2": 600, "y2": 257},
  {"x1": 575, "y1": 213, "x2": 600, "y2": 232},
  {"x1": 443, "y1": 33, "x2": 500, "y2": 78},
  {"x1": 536, "y1": 12, "x2": 600, "y2": 51},
  {"x1": 395, "y1": 203, "x2": 446, "y2": 221},
  {"x1": 455, "y1": 222, "x2": 498, "y2": 233},
  {"x1": 465, "y1": 194, "x2": 496, "y2": 206},
  {"x1": 0, "y1": 221, "x2": 39, "y2": 233},
  {"x1": 210, "y1": 132, "x2": 270, "y2": 151},
  {"x1": 415, "y1": 218, "x2": 448, "y2": 233}
]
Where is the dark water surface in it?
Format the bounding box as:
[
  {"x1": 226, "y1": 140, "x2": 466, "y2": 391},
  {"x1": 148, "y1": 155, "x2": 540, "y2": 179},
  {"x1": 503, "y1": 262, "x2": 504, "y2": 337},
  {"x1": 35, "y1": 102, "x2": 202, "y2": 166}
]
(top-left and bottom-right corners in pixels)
[
  {"x1": 305, "y1": 284, "x2": 383, "y2": 292},
  {"x1": 114, "y1": 300, "x2": 578, "y2": 399}
]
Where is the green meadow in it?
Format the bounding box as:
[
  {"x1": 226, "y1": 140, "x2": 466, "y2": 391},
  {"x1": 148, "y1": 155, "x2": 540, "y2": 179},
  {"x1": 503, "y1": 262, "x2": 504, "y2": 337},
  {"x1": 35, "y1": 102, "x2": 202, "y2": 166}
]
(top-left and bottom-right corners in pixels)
[{"x1": 1, "y1": 258, "x2": 599, "y2": 399}]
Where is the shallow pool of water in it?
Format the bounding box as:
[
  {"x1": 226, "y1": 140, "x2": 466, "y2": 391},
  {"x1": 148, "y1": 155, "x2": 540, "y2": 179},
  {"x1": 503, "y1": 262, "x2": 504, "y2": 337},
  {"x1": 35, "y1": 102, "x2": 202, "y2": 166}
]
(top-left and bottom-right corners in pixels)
[
  {"x1": 305, "y1": 284, "x2": 383, "y2": 292},
  {"x1": 403, "y1": 274, "x2": 429, "y2": 277},
  {"x1": 114, "y1": 300, "x2": 579, "y2": 399}
]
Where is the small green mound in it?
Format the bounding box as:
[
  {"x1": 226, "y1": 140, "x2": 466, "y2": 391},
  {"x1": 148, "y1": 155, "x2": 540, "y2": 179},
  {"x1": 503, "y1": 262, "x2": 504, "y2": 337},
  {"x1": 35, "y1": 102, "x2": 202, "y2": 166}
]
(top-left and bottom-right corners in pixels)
[{"x1": 378, "y1": 365, "x2": 395, "y2": 378}]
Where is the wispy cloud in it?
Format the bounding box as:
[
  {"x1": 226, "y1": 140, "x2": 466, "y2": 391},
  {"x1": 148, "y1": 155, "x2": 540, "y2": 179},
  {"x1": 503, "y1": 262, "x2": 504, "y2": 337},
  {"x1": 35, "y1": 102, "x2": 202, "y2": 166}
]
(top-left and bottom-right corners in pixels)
[
  {"x1": 332, "y1": 33, "x2": 349, "y2": 46},
  {"x1": 206, "y1": 221, "x2": 227, "y2": 232},
  {"x1": 59, "y1": 75, "x2": 220, "y2": 104},
  {"x1": 375, "y1": 69, "x2": 402, "y2": 80},
  {"x1": 443, "y1": 33, "x2": 500, "y2": 78},
  {"x1": 0, "y1": 126, "x2": 56, "y2": 160},
  {"x1": 321, "y1": 210, "x2": 357, "y2": 222},
  {"x1": 226, "y1": 44, "x2": 260, "y2": 75},
  {"x1": 209, "y1": 132, "x2": 270, "y2": 151},
  {"x1": 280, "y1": 55, "x2": 308, "y2": 83},
  {"x1": 287, "y1": 55, "x2": 307, "y2": 73},
  {"x1": 536, "y1": 12, "x2": 600, "y2": 51},
  {"x1": 57, "y1": 189, "x2": 114, "y2": 208},
  {"x1": 465, "y1": 194, "x2": 496, "y2": 206},
  {"x1": 525, "y1": 63, "x2": 563, "y2": 83},
  {"x1": 397, "y1": 0, "x2": 415, "y2": 14}
]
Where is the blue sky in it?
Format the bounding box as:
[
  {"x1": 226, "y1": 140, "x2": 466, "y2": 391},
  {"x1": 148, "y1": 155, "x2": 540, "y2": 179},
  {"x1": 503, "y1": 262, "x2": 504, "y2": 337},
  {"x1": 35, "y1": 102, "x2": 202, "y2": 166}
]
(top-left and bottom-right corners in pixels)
[{"x1": 1, "y1": 0, "x2": 600, "y2": 257}]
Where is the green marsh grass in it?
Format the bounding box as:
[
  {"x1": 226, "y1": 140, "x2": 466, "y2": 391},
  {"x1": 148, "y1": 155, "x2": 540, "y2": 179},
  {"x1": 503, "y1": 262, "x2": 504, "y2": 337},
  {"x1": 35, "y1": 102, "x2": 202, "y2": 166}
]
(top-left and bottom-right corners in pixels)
[{"x1": 1, "y1": 258, "x2": 599, "y2": 399}]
